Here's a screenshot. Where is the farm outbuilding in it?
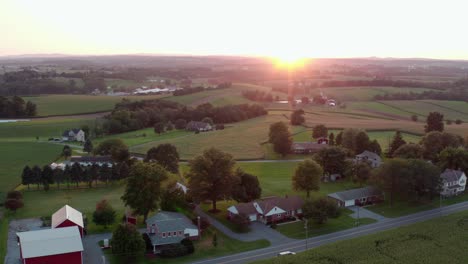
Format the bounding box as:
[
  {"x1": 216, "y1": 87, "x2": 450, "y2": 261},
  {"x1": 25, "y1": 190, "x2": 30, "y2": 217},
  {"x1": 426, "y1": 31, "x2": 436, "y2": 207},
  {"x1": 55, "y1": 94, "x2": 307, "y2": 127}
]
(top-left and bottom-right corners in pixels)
[
  {"x1": 17, "y1": 226, "x2": 83, "y2": 264},
  {"x1": 328, "y1": 187, "x2": 384, "y2": 207},
  {"x1": 51, "y1": 205, "x2": 85, "y2": 237}
]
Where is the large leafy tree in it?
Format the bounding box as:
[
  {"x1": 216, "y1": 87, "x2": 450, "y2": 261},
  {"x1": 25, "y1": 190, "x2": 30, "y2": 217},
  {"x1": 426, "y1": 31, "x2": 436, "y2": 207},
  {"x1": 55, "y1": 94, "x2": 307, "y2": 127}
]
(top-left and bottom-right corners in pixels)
[
  {"x1": 31, "y1": 165, "x2": 42, "y2": 189},
  {"x1": 421, "y1": 131, "x2": 463, "y2": 162},
  {"x1": 160, "y1": 181, "x2": 186, "y2": 212},
  {"x1": 371, "y1": 159, "x2": 411, "y2": 206},
  {"x1": 231, "y1": 169, "x2": 262, "y2": 203},
  {"x1": 187, "y1": 148, "x2": 237, "y2": 212},
  {"x1": 354, "y1": 131, "x2": 371, "y2": 154},
  {"x1": 368, "y1": 139, "x2": 382, "y2": 155},
  {"x1": 292, "y1": 159, "x2": 322, "y2": 198},
  {"x1": 315, "y1": 146, "x2": 348, "y2": 176},
  {"x1": 387, "y1": 131, "x2": 406, "y2": 157},
  {"x1": 341, "y1": 128, "x2": 359, "y2": 152},
  {"x1": 393, "y1": 143, "x2": 423, "y2": 159},
  {"x1": 425, "y1": 112, "x2": 444, "y2": 133},
  {"x1": 145, "y1": 144, "x2": 180, "y2": 173},
  {"x1": 110, "y1": 223, "x2": 145, "y2": 258},
  {"x1": 312, "y1": 124, "x2": 328, "y2": 139},
  {"x1": 121, "y1": 162, "x2": 168, "y2": 221},
  {"x1": 438, "y1": 147, "x2": 468, "y2": 172},
  {"x1": 62, "y1": 145, "x2": 72, "y2": 158},
  {"x1": 290, "y1": 109, "x2": 305, "y2": 125},
  {"x1": 405, "y1": 159, "x2": 441, "y2": 201},
  {"x1": 154, "y1": 122, "x2": 165, "y2": 135},
  {"x1": 93, "y1": 138, "x2": 129, "y2": 162},
  {"x1": 302, "y1": 198, "x2": 340, "y2": 224},
  {"x1": 268, "y1": 122, "x2": 292, "y2": 156},
  {"x1": 351, "y1": 161, "x2": 372, "y2": 187},
  {"x1": 70, "y1": 163, "x2": 82, "y2": 188},
  {"x1": 328, "y1": 132, "x2": 335, "y2": 146}
]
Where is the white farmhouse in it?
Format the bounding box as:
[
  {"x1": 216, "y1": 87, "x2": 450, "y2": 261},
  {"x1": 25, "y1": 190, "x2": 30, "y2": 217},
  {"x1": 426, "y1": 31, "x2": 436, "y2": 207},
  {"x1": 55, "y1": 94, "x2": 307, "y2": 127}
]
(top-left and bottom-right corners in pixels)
[{"x1": 440, "y1": 169, "x2": 467, "y2": 197}]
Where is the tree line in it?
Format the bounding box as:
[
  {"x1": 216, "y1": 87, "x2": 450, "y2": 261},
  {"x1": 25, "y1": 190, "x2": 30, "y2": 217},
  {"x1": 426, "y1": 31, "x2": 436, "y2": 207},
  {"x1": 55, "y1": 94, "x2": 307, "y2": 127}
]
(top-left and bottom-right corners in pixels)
[
  {"x1": 173, "y1": 82, "x2": 232, "y2": 96},
  {"x1": 21, "y1": 162, "x2": 130, "y2": 190},
  {"x1": 0, "y1": 96, "x2": 37, "y2": 117},
  {"x1": 100, "y1": 99, "x2": 267, "y2": 134},
  {"x1": 241, "y1": 90, "x2": 276, "y2": 102}
]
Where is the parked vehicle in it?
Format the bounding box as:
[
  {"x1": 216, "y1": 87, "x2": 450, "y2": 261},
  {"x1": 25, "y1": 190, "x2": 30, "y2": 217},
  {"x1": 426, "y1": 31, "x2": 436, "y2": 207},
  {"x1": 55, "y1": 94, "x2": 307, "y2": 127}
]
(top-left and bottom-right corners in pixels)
[{"x1": 277, "y1": 251, "x2": 296, "y2": 256}]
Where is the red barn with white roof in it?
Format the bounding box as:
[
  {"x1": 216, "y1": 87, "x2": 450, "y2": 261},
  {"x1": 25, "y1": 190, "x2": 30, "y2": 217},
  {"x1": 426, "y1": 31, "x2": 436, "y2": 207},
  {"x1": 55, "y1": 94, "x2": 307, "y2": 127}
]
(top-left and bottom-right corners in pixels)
[
  {"x1": 17, "y1": 226, "x2": 83, "y2": 264},
  {"x1": 51, "y1": 205, "x2": 84, "y2": 237}
]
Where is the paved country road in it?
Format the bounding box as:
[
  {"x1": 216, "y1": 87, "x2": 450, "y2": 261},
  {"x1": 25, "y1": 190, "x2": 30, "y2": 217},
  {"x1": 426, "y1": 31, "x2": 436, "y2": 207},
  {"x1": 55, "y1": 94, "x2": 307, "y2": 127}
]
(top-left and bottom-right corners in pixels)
[{"x1": 191, "y1": 201, "x2": 468, "y2": 264}]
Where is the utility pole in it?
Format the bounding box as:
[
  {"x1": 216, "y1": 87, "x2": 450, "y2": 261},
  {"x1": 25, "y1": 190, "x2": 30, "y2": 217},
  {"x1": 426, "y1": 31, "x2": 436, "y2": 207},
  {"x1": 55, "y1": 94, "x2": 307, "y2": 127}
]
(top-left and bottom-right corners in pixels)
[{"x1": 304, "y1": 219, "x2": 308, "y2": 250}]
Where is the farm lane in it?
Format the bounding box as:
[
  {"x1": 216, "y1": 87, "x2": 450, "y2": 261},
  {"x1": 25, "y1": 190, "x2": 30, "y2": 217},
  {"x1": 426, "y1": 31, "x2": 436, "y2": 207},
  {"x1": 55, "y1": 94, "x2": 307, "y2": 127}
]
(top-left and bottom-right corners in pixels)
[{"x1": 191, "y1": 200, "x2": 468, "y2": 264}]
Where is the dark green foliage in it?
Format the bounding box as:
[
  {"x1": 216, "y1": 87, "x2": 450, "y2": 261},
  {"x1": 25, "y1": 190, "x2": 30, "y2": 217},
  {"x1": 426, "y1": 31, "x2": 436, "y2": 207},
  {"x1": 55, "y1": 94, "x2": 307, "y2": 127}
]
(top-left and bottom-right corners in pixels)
[
  {"x1": 83, "y1": 139, "x2": 93, "y2": 153},
  {"x1": 121, "y1": 162, "x2": 168, "y2": 221},
  {"x1": 5, "y1": 198, "x2": 24, "y2": 212},
  {"x1": 31, "y1": 165, "x2": 42, "y2": 189},
  {"x1": 202, "y1": 117, "x2": 214, "y2": 125},
  {"x1": 394, "y1": 144, "x2": 424, "y2": 159},
  {"x1": 187, "y1": 148, "x2": 236, "y2": 212},
  {"x1": 354, "y1": 131, "x2": 371, "y2": 154},
  {"x1": 145, "y1": 144, "x2": 180, "y2": 173},
  {"x1": 6, "y1": 191, "x2": 23, "y2": 200},
  {"x1": 292, "y1": 159, "x2": 322, "y2": 198},
  {"x1": 368, "y1": 140, "x2": 382, "y2": 155},
  {"x1": 313, "y1": 124, "x2": 328, "y2": 139},
  {"x1": 62, "y1": 145, "x2": 72, "y2": 158},
  {"x1": 153, "y1": 122, "x2": 165, "y2": 135},
  {"x1": 93, "y1": 138, "x2": 129, "y2": 162},
  {"x1": 231, "y1": 214, "x2": 251, "y2": 232},
  {"x1": 387, "y1": 131, "x2": 406, "y2": 158},
  {"x1": 160, "y1": 182, "x2": 186, "y2": 212},
  {"x1": 232, "y1": 169, "x2": 262, "y2": 203},
  {"x1": 212, "y1": 233, "x2": 218, "y2": 248},
  {"x1": 111, "y1": 223, "x2": 145, "y2": 256},
  {"x1": 93, "y1": 199, "x2": 116, "y2": 227},
  {"x1": 352, "y1": 161, "x2": 372, "y2": 187},
  {"x1": 290, "y1": 109, "x2": 305, "y2": 125},
  {"x1": 438, "y1": 147, "x2": 468, "y2": 172},
  {"x1": 268, "y1": 122, "x2": 292, "y2": 156},
  {"x1": 302, "y1": 198, "x2": 340, "y2": 224},
  {"x1": 421, "y1": 131, "x2": 464, "y2": 162},
  {"x1": 41, "y1": 165, "x2": 54, "y2": 191},
  {"x1": 21, "y1": 166, "x2": 33, "y2": 190},
  {"x1": 0, "y1": 96, "x2": 37, "y2": 117},
  {"x1": 425, "y1": 112, "x2": 444, "y2": 133},
  {"x1": 315, "y1": 146, "x2": 348, "y2": 176},
  {"x1": 335, "y1": 131, "x2": 343, "y2": 146},
  {"x1": 328, "y1": 133, "x2": 335, "y2": 146},
  {"x1": 70, "y1": 163, "x2": 82, "y2": 187}
]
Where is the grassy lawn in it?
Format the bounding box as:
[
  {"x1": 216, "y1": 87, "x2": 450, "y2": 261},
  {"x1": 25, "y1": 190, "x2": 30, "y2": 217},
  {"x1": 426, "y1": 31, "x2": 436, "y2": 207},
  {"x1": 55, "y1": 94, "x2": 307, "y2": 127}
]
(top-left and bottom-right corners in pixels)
[
  {"x1": 0, "y1": 142, "x2": 63, "y2": 192},
  {"x1": 0, "y1": 118, "x2": 95, "y2": 139},
  {"x1": 23, "y1": 94, "x2": 167, "y2": 116},
  {"x1": 368, "y1": 192, "x2": 468, "y2": 218},
  {"x1": 105, "y1": 226, "x2": 270, "y2": 264},
  {"x1": 276, "y1": 210, "x2": 376, "y2": 239},
  {"x1": 95, "y1": 128, "x2": 192, "y2": 148},
  {"x1": 381, "y1": 100, "x2": 468, "y2": 122},
  {"x1": 253, "y1": 210, "x2": 468, "y2": 264},
  {"x1": 310, "y1": 86, "x2": 437, "y2": 101}
]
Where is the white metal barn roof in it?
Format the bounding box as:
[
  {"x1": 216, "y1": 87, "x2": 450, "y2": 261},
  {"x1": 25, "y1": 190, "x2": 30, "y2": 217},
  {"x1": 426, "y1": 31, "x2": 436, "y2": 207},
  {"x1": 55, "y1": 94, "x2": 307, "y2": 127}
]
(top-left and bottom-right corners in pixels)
[
  {"x1": 51, "y1": 205, "x2": 84, "y2": 228},
  {"x1": 17, "y1": 226, "x2": 83, "y2": 258}
]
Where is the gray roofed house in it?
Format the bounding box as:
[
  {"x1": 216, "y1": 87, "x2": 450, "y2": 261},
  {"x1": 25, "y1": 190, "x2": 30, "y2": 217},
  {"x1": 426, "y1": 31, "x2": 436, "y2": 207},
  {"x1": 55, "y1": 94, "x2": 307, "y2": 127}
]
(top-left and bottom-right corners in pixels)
[
  {"x1": 440, "y1": 169, "x2": 467, "y2": 197},
  {"x1": 62, "y1": 128, "x2": 85, "y2": 142},
  {"x1": 186, "y1": 121, "x2": 213, "y2": 132},
  {"x1": 355, "y1": 150, "x2": 382, "y2": 168},
  {"x1": 146, "y1": 211, "x2": 199, "y2": 252},
  {"x1": 328, "y1": 187, "x2": 383, "y2": 207}
]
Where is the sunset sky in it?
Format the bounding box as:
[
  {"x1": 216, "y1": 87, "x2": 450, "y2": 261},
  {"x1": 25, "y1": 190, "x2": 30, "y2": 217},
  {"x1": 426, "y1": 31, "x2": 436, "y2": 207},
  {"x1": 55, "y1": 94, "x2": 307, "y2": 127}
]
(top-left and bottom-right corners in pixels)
[{"x1": 1, "y1": 0, "x2": 468, "y2": 60}]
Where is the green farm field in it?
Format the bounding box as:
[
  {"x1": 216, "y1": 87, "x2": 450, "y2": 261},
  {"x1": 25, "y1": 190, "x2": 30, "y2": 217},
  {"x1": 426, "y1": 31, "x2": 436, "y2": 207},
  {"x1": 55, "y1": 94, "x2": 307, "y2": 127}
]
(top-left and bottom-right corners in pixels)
[
  {"x1": 311, "y1": 86, "x2": 438, "y2": 101},
  {"x1": 253, "y1": 210, "x2": 468, "y2": 264},
  {"x1": 24, "y1": 94, "x2": 168, "y2": 116},
  {"x1": 0, "y1": 142, "x2": 62, "y2": 192}
]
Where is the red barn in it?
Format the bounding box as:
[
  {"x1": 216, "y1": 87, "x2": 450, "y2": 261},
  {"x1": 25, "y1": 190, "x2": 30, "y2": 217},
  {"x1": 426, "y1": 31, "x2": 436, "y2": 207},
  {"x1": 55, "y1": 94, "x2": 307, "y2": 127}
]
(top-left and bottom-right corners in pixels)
[
  {"x1": 51, "y1": 205, "x2": 84, "y2": 237},
  {"x1": 17, "y1": 226, "x2": 83, "y2": 264}
]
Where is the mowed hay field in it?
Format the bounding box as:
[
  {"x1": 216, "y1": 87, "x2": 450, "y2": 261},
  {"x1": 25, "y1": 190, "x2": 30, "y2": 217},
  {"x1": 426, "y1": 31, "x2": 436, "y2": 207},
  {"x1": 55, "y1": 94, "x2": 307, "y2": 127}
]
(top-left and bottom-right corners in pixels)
[
  {"x1": 253, "y1": 210, "x2": 468, "y2": 264},
  {"x1": 349, "y1": 100, "x2": 468, "y2": 122},
  {"x1": 310, "y1": 86, "x2": 438, "y2": 101},
  {"x1": 131, "y1": 113, "x2": 306, "y2": 160},
  {"x1": 24, "y1": 94, "x2": 168, "y2": 116}
]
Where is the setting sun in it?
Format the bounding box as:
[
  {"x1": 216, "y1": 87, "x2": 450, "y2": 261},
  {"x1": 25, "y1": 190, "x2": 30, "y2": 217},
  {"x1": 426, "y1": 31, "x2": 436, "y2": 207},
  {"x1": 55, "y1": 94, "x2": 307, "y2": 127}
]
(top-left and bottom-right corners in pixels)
[{"x1": 271, "y1": 53, "x2": 308, "y2": 69}]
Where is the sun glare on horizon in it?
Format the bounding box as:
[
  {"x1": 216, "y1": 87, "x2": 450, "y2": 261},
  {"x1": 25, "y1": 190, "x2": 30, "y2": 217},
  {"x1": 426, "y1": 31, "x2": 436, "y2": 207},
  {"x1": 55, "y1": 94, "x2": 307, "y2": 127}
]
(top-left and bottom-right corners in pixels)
[{"x1": 271, "y1": 53, "x2": 309, "y2": 69}]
